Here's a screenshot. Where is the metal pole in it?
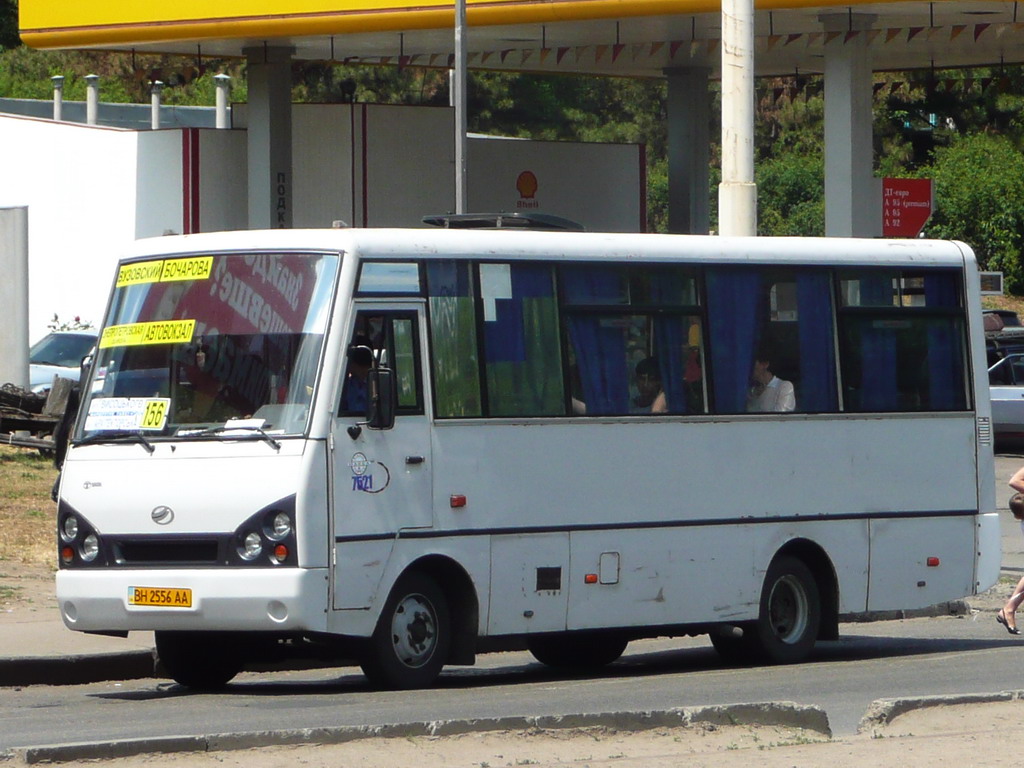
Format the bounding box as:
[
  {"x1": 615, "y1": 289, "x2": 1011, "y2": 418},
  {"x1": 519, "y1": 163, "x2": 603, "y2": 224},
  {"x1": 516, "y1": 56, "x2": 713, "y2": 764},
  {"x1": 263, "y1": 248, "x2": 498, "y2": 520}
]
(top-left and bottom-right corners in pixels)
[
  {"x1": 454, "y1": 0, "x2": 468, "y2": 214},
  {"x1": 51, "y1": 75, "x2": 64, "y2": 121},
  {"x1": 718, "y1": 0, "x2": 757, "y2": 236},
  {"x1": 85, "y1": 74, "x2": 99, "y2": 126},
  {"x1": 150, "y1": 81, "x2": 163, "y2": 130},
  {"x1": 214, "y1": 73, "x2": 231, "y2": 129}
]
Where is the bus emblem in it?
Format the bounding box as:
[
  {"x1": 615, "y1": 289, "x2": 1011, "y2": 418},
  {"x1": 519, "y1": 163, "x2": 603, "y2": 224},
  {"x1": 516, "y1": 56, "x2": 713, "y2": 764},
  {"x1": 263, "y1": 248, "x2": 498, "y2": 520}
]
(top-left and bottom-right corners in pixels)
[
  {"x1": 349, "y1": 453, "x2": 369, "y2": 475},
  {"x1": 151, "y1": 505, "x2": 175, "y2": 525}
]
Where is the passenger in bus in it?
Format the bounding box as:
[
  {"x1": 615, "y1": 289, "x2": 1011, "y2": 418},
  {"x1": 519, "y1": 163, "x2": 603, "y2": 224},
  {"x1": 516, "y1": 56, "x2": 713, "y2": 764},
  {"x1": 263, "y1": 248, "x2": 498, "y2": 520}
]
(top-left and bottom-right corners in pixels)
[
  {"x1": 997, "y1": 467, "x2": 1024, "y2": 634},
  {"x1": 341, "y1": 343, "x2": 373, "y2": 414},
  {"x1": 747, "y1": 350, "x2": 796, "y2": 412},
  {"x1": 634, "y1": 357, "x2": 668, "y2": 414}
]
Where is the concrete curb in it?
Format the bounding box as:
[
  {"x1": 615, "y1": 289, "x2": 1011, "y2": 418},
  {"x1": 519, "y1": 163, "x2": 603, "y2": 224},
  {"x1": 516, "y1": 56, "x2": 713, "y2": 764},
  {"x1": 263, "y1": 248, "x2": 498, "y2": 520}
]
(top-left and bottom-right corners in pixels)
[
  {"x1": 0, "y1": 650, "x2": 156, "y2": 687},
  {"x1": 7, "y1": 702, "x2": 830, "y2": 764},
  {"x1": 857, "y1": 690, "x2": 1024, "y2": 733},
  {"x1": 840, "y1": 599, "x2": 969, "y2": 623}
]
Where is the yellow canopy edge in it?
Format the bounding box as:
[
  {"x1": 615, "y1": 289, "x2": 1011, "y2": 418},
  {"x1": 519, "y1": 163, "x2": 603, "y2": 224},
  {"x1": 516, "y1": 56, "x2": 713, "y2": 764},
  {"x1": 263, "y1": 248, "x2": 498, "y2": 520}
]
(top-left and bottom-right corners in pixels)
[{"x1": 20, "y1": 0, "x2": 890, "y2": 49}]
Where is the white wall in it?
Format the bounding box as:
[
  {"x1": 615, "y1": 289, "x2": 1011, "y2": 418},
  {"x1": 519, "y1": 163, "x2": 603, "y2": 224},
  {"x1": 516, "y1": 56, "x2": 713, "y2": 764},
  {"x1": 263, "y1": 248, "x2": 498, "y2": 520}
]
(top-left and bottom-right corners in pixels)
[
  {"x1": 196, "y1": 129, "x2": 247, "y2": 233},
  {"x1": 136, "y1": 129, "x2": 185, "y2": 238},
  {"x1": 468, "y1": 137, "x2": 644, "y2": 232},
  {"x1": 0, "y1": 115, "x2": 140, "y2": 341},
  {"x1": 291, "y1": 105, "x2": 354, "y2": 228}
]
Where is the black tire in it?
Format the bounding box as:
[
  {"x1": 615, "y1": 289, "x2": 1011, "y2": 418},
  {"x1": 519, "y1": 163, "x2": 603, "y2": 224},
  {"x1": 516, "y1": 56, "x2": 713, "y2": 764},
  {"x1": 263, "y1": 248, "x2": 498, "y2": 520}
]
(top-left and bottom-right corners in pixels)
[
  {"x1": 360, "y1": 571, "x2": 451, "y2": 690},
  {"x1": 748, "y1": 556, "x2": 821, "y2": 665},
  {"x1": 155, "y1": 631, "x2": 243, "y2": 690},
  {"x1": 527, "y1": 633, "x2": 628, "y2": 669}
]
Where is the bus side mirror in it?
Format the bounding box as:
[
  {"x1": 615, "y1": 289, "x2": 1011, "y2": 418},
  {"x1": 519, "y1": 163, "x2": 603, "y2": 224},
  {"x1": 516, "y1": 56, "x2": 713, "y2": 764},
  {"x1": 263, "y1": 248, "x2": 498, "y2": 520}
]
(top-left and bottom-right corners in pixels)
[{"x1": 367, "y1": 367, "x2": 396, "y2": 430}]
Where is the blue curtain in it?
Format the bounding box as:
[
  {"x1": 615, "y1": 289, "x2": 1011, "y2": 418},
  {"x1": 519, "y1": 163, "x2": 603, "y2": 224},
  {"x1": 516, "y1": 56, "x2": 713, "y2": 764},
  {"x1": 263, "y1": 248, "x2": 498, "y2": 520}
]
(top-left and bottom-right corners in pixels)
[
  {"x1": 857, "y1": 276, "x2": 898, "y2": 411},
  {"x1": 706, "y1": 268, "x2": 762, "y2": 413},
  {"x1": 484, "y1": 265, "x2": 553, "y2": 364},
  {"x1": 649, "y1": 276, "x2": 687, "y2": 414},
  {"x1": 796, "y1": 272, "x2": 838, "y2": 412},
  {"x1": 924, "y1": 273, "x2": 961, "y2": 410},
  {"x1": 563, "y1": 267, "x2": 629, "y2": 414}
]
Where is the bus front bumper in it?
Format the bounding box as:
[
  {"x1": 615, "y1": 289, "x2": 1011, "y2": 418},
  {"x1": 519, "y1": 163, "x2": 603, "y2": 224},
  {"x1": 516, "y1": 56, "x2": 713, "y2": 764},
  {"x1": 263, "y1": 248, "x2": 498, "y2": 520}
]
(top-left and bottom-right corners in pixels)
[{"x1": 56, "y1": 568, "x2": 329, "y2": 634}]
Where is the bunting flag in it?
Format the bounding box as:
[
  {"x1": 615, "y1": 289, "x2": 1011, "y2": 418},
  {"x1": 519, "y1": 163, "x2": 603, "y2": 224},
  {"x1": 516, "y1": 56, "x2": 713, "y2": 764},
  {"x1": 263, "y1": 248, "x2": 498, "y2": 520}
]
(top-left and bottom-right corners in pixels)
[
  {"x1": 380, "y1": 56, "x2": 391, "y2": 65},
  {"x1": 669, "y1": 39, "x2": 684, "y2": 58},
  {"x1": 975, "y1": 23, "x2": 990, "y2": 40},
  {"x1": 499, "y1": 49, "x2": 512, "y2": 62},
  {"x1": 873, "y1": 82, "x2": 886, "y2": 94},
  {"x1": 950, "y1": 25, "x2": 966, "y2": 40},
  {"x1": 650, "y1": 41, "x2": 664, "y2": 57},
  {"x1": 429, "y1": 53, "x2": 443, "y2": 66},
  {"x1": 574, "y1": 46, "x2": 588, "y2": 63},
  {"x1": 611, "y1": 43, "x2": 626, "y2": 62},
  {"x1": 481, "y1": 51, "x2": 493, "y2": 64},
  {"x1": 539, "y1": 48, "x2": 551, "y2": 64},
  {"x1": 825, "y1": 31, "x2": 842, "y2": 44},
  {"x1": 766, "y1": 34, "x2": 782, "y2": 51},
  {"x1": 468, "y1": 52, "x2": 479, "y2": 65},
  {"x1": 408, "y1": 54, "x2": 422, "y2": 65},
  {"x1": 886, "y1": 28, "x2": 902, "y2": 42},
  {"x1": 595, "y1": 44, "x2": 608, "y2": 62},
  {"x1": 521, "y1": 50, "x2": 533, "y2": 64},
  {"x1": 630, "y1": 44, "x2": 644, "y2": 60},
  {"x1": 926, "y1": 26, "x2": 944, "y2": 40},
  {"x1": 706, "y1": 39, "x2": 719, "y2": 55},
  {"x1": 907, "y1": 27, "x2": 924, "y2": 41},
  {"x1": 556, "y1": 46, "x2": 569, "y2": 64},
  {"x1": 844, "y1": 30, "x2": 860, "y2": 43},
  {"x1": 447, "y1": 54, "x2": 455, "y2": 67},
  {"x1": 398, "y1": 55, "x2": 410, "y2": 69},
  {"x1": 786, "y1": 33, "x2": 802, "y2": 46},
  {"x1": 807, "y1": 32, "x2": 823, "y2": 45},
  {"x1": 866, "y1": 29, "x2": 881, "y2": 44}
]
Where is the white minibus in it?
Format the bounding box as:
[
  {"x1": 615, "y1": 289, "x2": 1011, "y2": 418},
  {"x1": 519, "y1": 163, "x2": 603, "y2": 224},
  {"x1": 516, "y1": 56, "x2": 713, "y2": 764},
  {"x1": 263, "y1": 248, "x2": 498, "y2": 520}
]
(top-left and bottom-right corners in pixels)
[{"x1": 55, "y1": 226, "x2": 999, "y2": 689}]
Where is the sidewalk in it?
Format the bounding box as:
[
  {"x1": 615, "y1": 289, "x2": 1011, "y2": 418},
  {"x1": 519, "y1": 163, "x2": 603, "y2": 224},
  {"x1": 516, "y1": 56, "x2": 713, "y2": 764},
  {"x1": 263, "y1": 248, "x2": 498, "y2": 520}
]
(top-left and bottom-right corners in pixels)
[{"x1": 3, "y1": 454, "x2": 1022, "y2": 689}]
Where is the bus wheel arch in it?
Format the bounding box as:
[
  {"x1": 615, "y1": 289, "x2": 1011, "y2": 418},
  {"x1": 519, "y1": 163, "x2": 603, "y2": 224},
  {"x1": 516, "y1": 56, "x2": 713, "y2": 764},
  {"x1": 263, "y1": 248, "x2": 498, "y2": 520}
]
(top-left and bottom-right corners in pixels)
[
  {"x1": 406, "y1": 554, "x2": 479, "y2": 666},
  {"x1": 775, "y1": 539, "x2": 839, "y2": 641},
  {"x1": 748, "y1": 545, "x2": 833, "y2": 664}
]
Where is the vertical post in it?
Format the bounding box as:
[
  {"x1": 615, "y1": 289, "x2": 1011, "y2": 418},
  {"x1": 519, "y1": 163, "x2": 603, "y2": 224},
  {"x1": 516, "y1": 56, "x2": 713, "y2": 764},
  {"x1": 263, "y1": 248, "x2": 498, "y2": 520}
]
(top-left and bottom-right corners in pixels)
[
  {"x1": 150, "y1": 81, "x2": 164, "y2": 130},
  {"x1": 214, "y1": 74, "x2": 231, "y2": 129},
  {"x1": 85, "y1": 74, "x2": 99, "y2": 126},
  {"x1": 244, "y1": 46, "x2": 294, "y2": 229},
  {"x1": 51, "y1": 75, "x2": 64, "y2": 122},
  {"x1": 666, "y1": 67, "x2": 711, "y2": 234},
  {"x1": 0, "y1": 207, "x2": 30, "y2": 389},
  {"x1": 453, "y1": 0, "x2": 468, "y2": 213},
  {"x1": 718, "y1": 0, "x2": 757, "y2": 236}
]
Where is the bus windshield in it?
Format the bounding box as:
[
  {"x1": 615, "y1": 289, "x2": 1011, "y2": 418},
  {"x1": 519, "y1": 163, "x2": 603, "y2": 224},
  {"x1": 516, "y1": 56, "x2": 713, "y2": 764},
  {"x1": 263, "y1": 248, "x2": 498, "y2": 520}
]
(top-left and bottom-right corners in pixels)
[{"x1": 76, "y1": 251, "x2": 340, "y2": 440}]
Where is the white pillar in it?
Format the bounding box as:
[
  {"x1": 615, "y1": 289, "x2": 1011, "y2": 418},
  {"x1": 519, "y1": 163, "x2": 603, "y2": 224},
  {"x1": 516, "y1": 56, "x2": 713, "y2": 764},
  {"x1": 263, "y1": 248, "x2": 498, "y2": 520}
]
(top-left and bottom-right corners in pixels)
[
  {"x1": 666, "y1": 67, "x2": 711, "y2": 234},
  {"x1": 0, "y1": 207, "x2": 29, "y2": 389},
  {"x1": 453, "y1": 0, "x2": 468, "y2": 214},
  {"x1": 85, "y1": 74, "x2": 99, "y2": 125},
  {"x1": 719, "y1": 0, "x2": 757, "y2": 236},
  {"x1": 822, "y1": 13, "x2": 877, "y2": 237},
  {"x1": 150, "y1": 81, "x2": 163, "y2": 130},
  {"x1": 244, "y1": 46, "x2": 294, "y2": 229},
  {"x1": 51, "y1": 75, "x2": 64, "y2": 121},
  {"x1": 214, "y1": 74, "x2": 231, "y2": 129}
]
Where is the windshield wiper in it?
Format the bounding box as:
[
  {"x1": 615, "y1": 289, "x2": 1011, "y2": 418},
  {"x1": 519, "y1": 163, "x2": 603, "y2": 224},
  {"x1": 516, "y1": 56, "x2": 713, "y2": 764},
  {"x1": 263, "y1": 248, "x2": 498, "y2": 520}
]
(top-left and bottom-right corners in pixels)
[
  {"x1": 73, "y1": 430, "x2": 155, "y2": 454},
  {"x1": 193, "y1": 425, "x2": 282, "y2": 451}
]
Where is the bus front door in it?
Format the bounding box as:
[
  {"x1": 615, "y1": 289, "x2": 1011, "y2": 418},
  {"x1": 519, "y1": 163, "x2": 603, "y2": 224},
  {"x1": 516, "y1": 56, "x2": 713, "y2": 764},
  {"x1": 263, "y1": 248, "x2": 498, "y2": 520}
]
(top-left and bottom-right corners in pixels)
[{"x1": 330, "y1": 304, "x2": 433, "y2": 610}]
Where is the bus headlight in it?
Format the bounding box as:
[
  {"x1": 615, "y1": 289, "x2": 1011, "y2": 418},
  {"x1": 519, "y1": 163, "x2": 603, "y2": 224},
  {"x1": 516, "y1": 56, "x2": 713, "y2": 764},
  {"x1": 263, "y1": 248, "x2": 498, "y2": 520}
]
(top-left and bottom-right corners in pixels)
[
  {"x1": 61, "y1": 515, "x2": 79, "y2": 543},
  {"x1": 239, "y1": 532, "x2": 263, "y2": 561},
  {"x1": 80, "y1": 534, "x2": 99, "y2": 562},
  {"x1": 268, "y1": 512, "x2": 291, "y2": 539}
]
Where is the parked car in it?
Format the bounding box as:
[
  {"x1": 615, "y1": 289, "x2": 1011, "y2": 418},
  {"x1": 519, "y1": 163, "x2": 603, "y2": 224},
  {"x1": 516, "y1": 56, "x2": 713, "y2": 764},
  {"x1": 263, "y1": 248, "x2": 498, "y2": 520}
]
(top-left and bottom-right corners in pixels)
[
  {"x1": 984, "y1": 308, "x2": 1022, "y2": 328},
  {"x1": 28, "y1": 330, "x2": 97, "y2": 394}
]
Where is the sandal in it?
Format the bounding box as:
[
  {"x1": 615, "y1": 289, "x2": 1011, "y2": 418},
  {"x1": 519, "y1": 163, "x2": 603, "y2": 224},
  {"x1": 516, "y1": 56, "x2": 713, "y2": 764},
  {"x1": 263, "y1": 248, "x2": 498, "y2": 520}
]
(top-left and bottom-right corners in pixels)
[{"x1": 997, "y1": 610, "x2": 1020, "y2": 635}]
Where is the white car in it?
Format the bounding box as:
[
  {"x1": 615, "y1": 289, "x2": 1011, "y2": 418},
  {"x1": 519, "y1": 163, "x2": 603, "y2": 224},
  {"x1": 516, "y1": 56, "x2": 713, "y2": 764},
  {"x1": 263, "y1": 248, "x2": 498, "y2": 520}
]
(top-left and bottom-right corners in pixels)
[{"x1": 28, "y1": 331, "x2": 97, "y2": 394}]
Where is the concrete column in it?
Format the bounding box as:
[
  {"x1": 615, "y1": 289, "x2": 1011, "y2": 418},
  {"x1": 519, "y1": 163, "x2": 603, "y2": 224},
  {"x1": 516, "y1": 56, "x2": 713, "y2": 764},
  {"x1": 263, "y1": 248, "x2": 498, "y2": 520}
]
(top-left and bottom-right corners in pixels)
[
  {"x1": 665, "y1": 67, "x2": 711, "y2": 234},
  {"x1": 150, "y1": 81, "x2": 163, "y2": 130},
  {"x1": 822, "y1": 13, "x2": 878, "y2": 237},
  {"x1": 51, "y1": 75, "x2": 64, "y2": 121},
  {"x1": 719, "y1": 0, "x2": 757, "y2": 236},
  {"x1": 85, "y1": 74, "x2": 99, "y2": 125},
  {"x1": 214, "y1": 74, "x2": 231, "y2": 129},
  {"x1": 0, "y1": 207, "x2": 29, "y2": 389},
  {"x1": 244, "y1": 46, "x2": 294, "y2": 229}
]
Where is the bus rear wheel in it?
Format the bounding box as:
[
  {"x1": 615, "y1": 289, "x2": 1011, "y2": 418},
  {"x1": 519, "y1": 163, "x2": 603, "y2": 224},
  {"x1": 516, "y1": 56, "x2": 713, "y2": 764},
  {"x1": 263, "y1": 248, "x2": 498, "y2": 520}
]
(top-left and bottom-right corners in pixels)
[
  {"x1": 527, "y1": 633, "x2": 628, "y2": 669},
  {"x1": 155, "y1": 631, "x2": 243, "y2": 690},
  {"x1": 360, "y1": 571, "x2": 451, "y2": 690},
  {"x1": 748, "y1": 556, "x2": 820, "y2": 665}
]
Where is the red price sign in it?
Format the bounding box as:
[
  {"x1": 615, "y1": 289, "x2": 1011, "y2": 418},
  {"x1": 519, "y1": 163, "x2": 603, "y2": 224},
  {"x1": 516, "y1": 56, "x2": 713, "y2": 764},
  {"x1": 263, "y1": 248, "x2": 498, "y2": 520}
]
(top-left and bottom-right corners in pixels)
[{"x1": 882, "y1": 177, "x2": 933, "y2": 238}]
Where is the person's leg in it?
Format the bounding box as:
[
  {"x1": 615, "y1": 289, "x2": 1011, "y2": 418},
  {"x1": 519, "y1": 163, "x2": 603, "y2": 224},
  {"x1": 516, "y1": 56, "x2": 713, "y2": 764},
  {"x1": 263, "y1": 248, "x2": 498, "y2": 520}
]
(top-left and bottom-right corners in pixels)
[{"x1": 999, "y1": 575, "x2": 1024, "y2": 631}]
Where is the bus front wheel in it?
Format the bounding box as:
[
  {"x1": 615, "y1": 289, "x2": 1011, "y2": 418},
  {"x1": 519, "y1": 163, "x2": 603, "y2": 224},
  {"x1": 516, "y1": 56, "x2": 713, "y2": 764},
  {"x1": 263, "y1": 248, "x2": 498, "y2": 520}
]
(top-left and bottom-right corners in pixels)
[
  {"x1": 361, "y1": 571, "x2": 451, "y2": 689},
  {"x1": 155, "y1": 631, "x2": 243, "y2": 689},
  {"x1": 748, "y1": 556, "x2": 820, "y2": 665}
]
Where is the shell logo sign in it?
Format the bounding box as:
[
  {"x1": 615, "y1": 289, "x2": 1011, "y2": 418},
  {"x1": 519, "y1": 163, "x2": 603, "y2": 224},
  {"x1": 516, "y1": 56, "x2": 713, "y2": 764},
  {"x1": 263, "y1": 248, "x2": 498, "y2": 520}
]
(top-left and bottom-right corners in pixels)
[{"x1": 516, "y1": 170, "x2": 539, "y2": 209}]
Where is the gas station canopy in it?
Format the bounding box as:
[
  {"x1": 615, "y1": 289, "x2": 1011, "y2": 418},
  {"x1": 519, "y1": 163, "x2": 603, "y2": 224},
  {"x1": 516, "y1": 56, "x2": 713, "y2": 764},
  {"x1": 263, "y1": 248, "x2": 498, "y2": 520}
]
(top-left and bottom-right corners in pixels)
[{"x1": 18, "y1": 0, "x2": 1024, "y2": 77}]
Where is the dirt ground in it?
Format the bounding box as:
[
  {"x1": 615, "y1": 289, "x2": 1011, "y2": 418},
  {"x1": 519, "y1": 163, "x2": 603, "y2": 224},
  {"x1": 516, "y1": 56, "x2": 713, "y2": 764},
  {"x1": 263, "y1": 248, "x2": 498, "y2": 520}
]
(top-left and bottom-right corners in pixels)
[{"x1": 10, "y1": 700, "x2": 1021, "y2": 768}]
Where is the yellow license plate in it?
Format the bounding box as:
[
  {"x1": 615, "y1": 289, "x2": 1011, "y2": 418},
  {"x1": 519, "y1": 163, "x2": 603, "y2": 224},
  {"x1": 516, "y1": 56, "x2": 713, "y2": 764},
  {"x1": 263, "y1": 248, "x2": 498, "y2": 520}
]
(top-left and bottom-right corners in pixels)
[{"x1": 128, "y1": 586, "x2": 192, "y2": 608}]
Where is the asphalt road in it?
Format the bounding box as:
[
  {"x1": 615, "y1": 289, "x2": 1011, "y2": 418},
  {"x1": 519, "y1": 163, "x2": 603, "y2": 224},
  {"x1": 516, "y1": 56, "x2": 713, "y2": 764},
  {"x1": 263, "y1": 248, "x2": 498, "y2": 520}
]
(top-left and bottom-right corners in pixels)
[{"x1": 2, "y1": 612, "x2": 1018, "y2": 751}]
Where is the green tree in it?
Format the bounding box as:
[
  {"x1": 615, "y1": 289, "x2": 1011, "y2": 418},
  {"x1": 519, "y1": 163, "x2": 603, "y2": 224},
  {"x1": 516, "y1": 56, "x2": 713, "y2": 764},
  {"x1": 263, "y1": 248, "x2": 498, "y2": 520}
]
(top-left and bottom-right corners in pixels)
[
  {"x1": 0, "y1": 0, "x2": 17, "y2": 49},
  {"x1": 925, "y1": 132, "x2": 1024, "y2": 292}
]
